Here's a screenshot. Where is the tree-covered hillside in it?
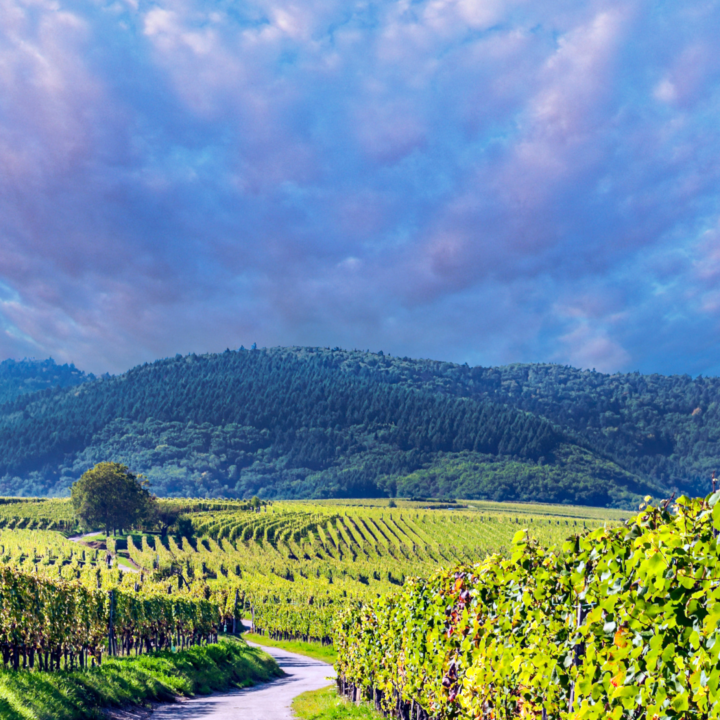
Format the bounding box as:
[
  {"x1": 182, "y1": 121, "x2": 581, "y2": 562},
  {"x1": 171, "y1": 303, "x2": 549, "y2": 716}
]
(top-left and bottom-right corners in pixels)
[
  {"x1": 0, "y1": 358, "x2": 91, "y2": 404},
  {"x1": 317, "y1": 352, "x2": 720, "y2": 494},
  {"x1": 0, "y1": 347, "x2": 714, "y2": 507}
]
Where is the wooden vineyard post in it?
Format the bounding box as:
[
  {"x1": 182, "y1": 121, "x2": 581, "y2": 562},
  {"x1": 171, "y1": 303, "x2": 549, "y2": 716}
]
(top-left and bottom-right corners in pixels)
[
  {"x1": 233, "y1": 588, "x2": 240, "y2": 635},
  {"x1": 568, "y1": 598, "x2": 586, "y2": 714},
  {"x1": 107, "y1": 589, "x2": 116, "y2": 657}
]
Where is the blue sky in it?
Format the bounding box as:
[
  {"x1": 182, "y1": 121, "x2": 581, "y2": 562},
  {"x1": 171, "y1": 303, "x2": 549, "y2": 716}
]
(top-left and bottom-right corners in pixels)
[{"x1": 1, "y1": 0, "x2": 719, "y2": 375}]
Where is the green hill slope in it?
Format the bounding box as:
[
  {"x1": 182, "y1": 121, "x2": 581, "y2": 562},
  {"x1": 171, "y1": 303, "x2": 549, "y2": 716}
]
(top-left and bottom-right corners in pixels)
[{"x1": 0, "y1": 347, "x2": 714, "y2": 506}]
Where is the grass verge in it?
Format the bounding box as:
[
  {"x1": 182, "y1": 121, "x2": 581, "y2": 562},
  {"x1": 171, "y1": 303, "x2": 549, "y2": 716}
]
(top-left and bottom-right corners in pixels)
[
  {"x1": 0, "y1": 636, "x2": 281, "y2": 720},
  {"x1": 292, "y1": 685, "x2": 383, "y2": 719},
  {"x1": 243, "y1": 633, "x2": 336, "y2": 664}
]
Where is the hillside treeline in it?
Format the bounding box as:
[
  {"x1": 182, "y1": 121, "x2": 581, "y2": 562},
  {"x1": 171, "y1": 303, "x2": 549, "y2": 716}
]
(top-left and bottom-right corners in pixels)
[
  {"x1": 0, "y1": 347, "x2": 714, "y2": 506},
  {"x1": 0, "y1": 358, "x2": 91, "y2": 404}
]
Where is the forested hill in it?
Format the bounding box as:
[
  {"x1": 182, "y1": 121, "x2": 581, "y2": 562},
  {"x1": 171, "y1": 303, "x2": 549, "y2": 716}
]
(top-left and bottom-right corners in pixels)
[
  {"x1": 0, "y1": 347, "x2": 715, "y2": 507},
  {"x1": 0, "y1": 358, "x2": 92, "y2": 405}
]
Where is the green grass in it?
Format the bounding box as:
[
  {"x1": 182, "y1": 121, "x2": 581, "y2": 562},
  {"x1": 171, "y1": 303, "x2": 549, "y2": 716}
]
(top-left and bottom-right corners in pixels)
[
  {"x1": 0, "y1": 636, "x2": 280, "y2": 720},
  {"x1": 292, "y1": 685, "x2": 382, "y2": 719},
  {"x1": 244, "y1": 633, "x2": 337, "y2": 664}
]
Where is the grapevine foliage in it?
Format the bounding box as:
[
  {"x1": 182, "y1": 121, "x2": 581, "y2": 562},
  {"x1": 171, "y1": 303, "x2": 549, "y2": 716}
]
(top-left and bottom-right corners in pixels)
[
  {"x1": 0, "y1": 565, "x2": 218, "y2": 670},
  {"x1": 335, "y1": 495, "x2": 720, "y2": 719},
  {"x1": 0, "y1": 501, "x2": 619, "y2": 669}
]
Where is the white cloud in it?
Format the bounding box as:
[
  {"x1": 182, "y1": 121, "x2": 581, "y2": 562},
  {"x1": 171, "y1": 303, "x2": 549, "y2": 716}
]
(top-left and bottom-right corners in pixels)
[{"x1": 557, "y1": 323, "x2": 630, "y2": 372}]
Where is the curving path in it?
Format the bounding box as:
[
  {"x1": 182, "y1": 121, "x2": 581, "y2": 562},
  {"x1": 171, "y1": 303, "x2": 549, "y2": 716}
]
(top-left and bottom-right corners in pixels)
[{"x1": 150, "y1": 641, "x2": 335, "y2": 720}]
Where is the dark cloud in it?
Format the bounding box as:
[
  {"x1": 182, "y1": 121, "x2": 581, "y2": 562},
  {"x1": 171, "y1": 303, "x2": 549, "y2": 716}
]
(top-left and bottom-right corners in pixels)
[{"x1": 1, "y1": 0, "x2": 720, "y2": 375}]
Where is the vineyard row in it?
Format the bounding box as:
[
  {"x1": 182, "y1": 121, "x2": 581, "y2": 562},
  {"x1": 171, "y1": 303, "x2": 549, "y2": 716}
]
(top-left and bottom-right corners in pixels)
[{"x1": 335, "y1": 496, "x2": 720, "y2": 720}]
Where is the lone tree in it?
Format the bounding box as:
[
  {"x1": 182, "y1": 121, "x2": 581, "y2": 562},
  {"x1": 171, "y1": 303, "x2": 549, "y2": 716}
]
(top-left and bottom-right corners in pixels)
[{"x1": 71, "y1": 462, "x2": 154, "y2": 534}]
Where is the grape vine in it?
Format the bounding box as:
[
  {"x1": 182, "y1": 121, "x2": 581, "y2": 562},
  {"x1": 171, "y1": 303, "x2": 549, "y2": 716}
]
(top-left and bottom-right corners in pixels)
[{"x1": 335, "y1": 495, "x2": 720, "y2": 720}]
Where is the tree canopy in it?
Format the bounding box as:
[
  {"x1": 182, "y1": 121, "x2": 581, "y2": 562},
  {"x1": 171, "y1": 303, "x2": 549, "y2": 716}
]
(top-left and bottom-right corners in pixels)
[
  {"x1": 0, "y1": 357, "x2": 90, "y2": 404},
  {"x1": 71, "y1": 462, "x2": 154, "y2": 533}
]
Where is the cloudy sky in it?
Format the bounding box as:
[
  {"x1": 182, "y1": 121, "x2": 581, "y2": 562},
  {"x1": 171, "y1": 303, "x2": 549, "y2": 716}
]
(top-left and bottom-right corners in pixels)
[{"x1": 0, "y1": 0, "x2": 719, "y2": 375}]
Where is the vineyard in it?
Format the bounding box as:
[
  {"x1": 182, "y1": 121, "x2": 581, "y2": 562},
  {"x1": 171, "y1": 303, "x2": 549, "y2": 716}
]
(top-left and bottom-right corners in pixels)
[
  {"x1": 0, "y1": 498, "x2": 622, "y2": 669},
  {"x1": 335, "y1": 495, "x2": 720, "y2": 720},
  {"x1": 0, "y1": 497, "x2": 254, "y2": 531},
  {"x1": 0, "y1": 565, "x2": 218, "y2": 671}
]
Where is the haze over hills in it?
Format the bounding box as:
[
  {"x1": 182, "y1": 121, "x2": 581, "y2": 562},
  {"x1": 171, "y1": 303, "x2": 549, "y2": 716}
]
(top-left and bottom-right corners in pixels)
[{"x1": 0, "y1": 347, "x2": 716, "y2": 507}]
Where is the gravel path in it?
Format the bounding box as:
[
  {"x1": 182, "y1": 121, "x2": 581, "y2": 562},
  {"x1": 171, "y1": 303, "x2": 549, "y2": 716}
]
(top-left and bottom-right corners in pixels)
[{"x1": 150, "y1": 642, "x2": 335, "y2": 720}]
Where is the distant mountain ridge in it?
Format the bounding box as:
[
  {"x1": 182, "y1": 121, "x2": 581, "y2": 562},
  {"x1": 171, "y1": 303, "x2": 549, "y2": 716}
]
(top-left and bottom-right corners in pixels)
[{"x1": 0, "y1": 347, "x2": 715, "y2": 507}]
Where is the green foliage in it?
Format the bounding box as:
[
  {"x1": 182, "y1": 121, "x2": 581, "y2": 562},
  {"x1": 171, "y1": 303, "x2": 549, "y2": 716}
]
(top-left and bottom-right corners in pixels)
[
  {"x1": 0, "y1": 358, "x2": 91, "y2": 406},
  {"x1": 393, "y1": 445, "x2": 653, "y2": 507},
  {"x1": 71, "y1": 462, "x2": 154, "y2": 533},
  {"x1": 0, "y1": 498, "x2": 619, "y2": 655},
  {"x1": 155, "y1": 504, "x2": 183, "y2": 535},
  {"x1": 0, "y1": 499, "x2": 77, "y2": 532},
  {"x1": 153, "y1": 502, "x2": 614, "y2": 643},
  {"x1": 0, "y1": 563, "x2": 219, "y2": 668},
  {"x1": 0, "y1": 636, "x2": 279, "y2": 720},
  {"x1": 174, "y1": 515, "x2": 194, "y2": 538},
  {"x1": 0, "y1": 497, "x2": 252, "y2": 533},
  {"x1": 334, "y1": 495, "x2": 720, "y2": 720},
  {"x1": 0, "y1": 347, "x2": 685, "y2": 507}
]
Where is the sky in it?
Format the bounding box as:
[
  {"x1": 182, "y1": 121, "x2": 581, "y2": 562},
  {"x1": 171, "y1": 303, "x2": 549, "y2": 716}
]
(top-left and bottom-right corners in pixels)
[{"x1": 1, "y1": 0, "x2": 719, "y2": 376}]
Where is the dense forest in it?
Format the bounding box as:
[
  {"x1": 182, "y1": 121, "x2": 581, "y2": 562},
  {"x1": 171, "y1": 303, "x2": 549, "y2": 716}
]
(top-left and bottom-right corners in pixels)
[
  {"x1": 0, "y1": 358, "x2": 91, "y2": 404},
  {"x1": 0, "y1": 347, "x2": 716, "y2": 507}
]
